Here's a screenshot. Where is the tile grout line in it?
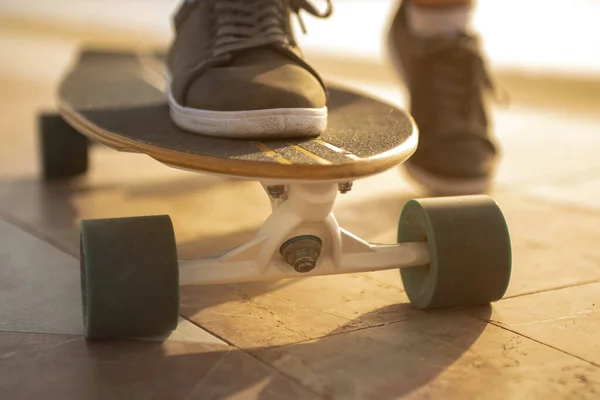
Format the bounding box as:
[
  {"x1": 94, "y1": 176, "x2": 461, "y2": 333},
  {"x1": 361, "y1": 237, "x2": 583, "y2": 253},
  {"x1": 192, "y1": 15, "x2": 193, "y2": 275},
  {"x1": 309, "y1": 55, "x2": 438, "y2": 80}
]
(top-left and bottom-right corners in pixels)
[
  {"x1": 0, "y1": 329, "x2": 81, "y2": 339},
  {"x1": 183, "y1": 351, "x2": 232, "y2": 400},
  {"x1": 503, "y1": 279, "x2": 600, "y2": 301},
  {"x1": 179, "y1": 315, "x2": 233, "y2": 347},
  {"x1": 188, "y1": 309, "x2": 600, "y2": 371},
  {"x1": 178, "y1": 315, "x2": 328, "y2": 399},
  {"x1": 242, "y1": 315, "x2": 425, "y2": 352},
  {"x1": 480, "y1": 319, "x2": 600, "y2": 368},
  {"x1": 0, "y1": 211, "x2": 78, "y2": 259}
]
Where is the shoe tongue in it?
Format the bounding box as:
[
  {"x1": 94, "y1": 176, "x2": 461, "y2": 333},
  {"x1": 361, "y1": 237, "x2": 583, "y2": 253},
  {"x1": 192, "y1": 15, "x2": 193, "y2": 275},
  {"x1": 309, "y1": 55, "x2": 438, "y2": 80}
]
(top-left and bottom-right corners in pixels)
[{"x1": 230, "y1": 47, "x2": 294, "y2": 67}]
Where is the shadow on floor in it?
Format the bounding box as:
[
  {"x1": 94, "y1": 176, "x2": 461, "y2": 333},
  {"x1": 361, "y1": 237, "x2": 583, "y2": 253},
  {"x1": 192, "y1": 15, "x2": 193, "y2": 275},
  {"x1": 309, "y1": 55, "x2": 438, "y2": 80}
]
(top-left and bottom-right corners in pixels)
[
  {"x1": 0, "y1": 305, "x2": 491, "y2": 400},
  {"x1": 250, "y1": 305, "x2": 493, "y2": 399}
]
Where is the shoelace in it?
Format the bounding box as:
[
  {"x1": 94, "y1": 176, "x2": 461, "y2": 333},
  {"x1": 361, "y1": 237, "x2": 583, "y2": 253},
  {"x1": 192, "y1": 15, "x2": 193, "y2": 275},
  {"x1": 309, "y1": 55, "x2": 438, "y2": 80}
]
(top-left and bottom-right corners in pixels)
[
  {"x1": 212, "y1": 0, "x2": 332, "y2": 56},
  {"x1": 291, "y1": 0, "x2": 333, "y2": 33}
]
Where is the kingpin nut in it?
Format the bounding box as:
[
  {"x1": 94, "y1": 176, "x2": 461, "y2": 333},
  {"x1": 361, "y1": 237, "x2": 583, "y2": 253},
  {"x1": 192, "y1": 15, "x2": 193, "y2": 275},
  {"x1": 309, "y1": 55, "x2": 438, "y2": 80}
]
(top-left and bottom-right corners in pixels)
[{"x1": 280, "y1": 236, "x2": 322, "y2": 273}]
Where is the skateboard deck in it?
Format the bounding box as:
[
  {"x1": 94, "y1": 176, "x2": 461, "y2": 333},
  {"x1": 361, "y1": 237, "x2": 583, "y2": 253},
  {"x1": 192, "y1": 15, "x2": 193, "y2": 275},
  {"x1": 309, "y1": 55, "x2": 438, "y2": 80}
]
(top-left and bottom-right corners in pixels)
[{"x1": 58, "y1": 49, "x2": 417, "y2": 181}]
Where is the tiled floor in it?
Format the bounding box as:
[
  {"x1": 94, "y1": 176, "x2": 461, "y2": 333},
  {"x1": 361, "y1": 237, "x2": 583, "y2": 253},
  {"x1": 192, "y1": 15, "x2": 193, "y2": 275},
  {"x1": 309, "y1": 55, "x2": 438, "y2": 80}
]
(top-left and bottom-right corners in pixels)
[{"x1": 1, "y1": 10, "x2": 600, "y2": 400}]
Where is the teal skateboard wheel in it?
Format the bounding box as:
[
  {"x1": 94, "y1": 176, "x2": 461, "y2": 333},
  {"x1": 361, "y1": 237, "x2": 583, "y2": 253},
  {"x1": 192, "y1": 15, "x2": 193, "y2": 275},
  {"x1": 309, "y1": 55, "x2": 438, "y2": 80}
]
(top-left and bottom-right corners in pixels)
[
  {"x1": 80, "y1": 215, "x2": 179, "y2": 339},
  {"x1": 398, "y1": 195, "x2": 511, "y2": 309},
  {"x1": 39, "y1": 113, "x2": 88, "y2": 179}
]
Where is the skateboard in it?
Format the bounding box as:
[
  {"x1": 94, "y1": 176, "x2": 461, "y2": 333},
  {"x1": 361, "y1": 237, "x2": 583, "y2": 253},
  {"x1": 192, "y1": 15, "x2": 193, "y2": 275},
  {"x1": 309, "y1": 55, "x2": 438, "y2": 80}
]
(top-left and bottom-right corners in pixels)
[{"x1": 39, "y1": 48, "x2": 512, "y2": 339}]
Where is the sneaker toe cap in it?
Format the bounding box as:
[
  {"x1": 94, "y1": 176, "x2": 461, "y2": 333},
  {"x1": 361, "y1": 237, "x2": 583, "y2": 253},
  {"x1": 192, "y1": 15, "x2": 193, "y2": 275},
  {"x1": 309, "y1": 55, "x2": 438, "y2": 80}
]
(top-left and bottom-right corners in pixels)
[{"x1": 184, "y1": 63, "x2": 326, "y2": 111}]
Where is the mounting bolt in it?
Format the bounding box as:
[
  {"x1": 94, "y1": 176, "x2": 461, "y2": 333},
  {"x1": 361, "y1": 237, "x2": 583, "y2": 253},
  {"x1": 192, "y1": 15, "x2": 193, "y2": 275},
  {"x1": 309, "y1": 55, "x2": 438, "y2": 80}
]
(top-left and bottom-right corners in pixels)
[
  {"x1": 266, "y1": 185, "x2": 285, "y2": 198},
  {"x1": 338, "y1": 182, "x2": 353, "y2": 194},
  {"x1": 280, "y1": 236, "x2": 322, "y2": 273}
]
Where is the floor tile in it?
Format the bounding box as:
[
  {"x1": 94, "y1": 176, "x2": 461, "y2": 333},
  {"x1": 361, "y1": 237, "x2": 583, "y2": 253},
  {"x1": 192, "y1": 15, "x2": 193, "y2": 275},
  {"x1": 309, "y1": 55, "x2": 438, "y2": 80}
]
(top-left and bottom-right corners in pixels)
[
  {"x1": 180, "y1": 275, "x2": 416, "y2": 349},
  {"x1": 0, "y1": 218, "x2": 83, "y2": 335},
  {"x1": 469, "y1": 282, "x2": 600, "y2": 366},
  {"x1": 492, "y1": 109, "x2": 600, "y2": 191},
  {"x1": 253, "y1": 311, "x2": 600, "y2": 400},
  {"x1": 525, "y1": 177, "x2": 600, "y2": 212},
  {"x1": 0, "y1": 331, "x2": 320, "y2": 400},
  {"x1": 493, "y1": 194, "x2": 600, "y2": 297}
]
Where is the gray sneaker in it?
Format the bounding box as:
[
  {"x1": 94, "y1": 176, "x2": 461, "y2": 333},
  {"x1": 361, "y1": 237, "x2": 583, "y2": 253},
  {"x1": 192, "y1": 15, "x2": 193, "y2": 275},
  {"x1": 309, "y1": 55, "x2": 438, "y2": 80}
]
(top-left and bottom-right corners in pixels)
[
  {"x1": 387, "y1": 2, "x2": 499, "y2": 195},
  {"x1": 167, "y1": 0, "x2": 331, "y2": 138}
]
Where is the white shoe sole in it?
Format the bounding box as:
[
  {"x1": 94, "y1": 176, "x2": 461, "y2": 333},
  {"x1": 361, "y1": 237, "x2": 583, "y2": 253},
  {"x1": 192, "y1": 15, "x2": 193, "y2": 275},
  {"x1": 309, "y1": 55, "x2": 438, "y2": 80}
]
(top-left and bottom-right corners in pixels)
[{"x1": 168, "y1": 90, "x2": 327, "y2": 139}]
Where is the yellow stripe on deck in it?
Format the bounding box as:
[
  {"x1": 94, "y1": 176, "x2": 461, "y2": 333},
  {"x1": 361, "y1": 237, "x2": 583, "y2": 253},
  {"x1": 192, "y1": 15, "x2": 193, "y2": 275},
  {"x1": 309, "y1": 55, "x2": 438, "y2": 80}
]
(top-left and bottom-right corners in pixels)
[
  {"x1": 290, "y1": 144, "x2": 332, "y2": 165},
  {"x1": 314, "y1": 139, "x2": 361, "y2": 161},
  {"x1": 253, "y1": 142, "x2": 292, "y2": 165}
]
